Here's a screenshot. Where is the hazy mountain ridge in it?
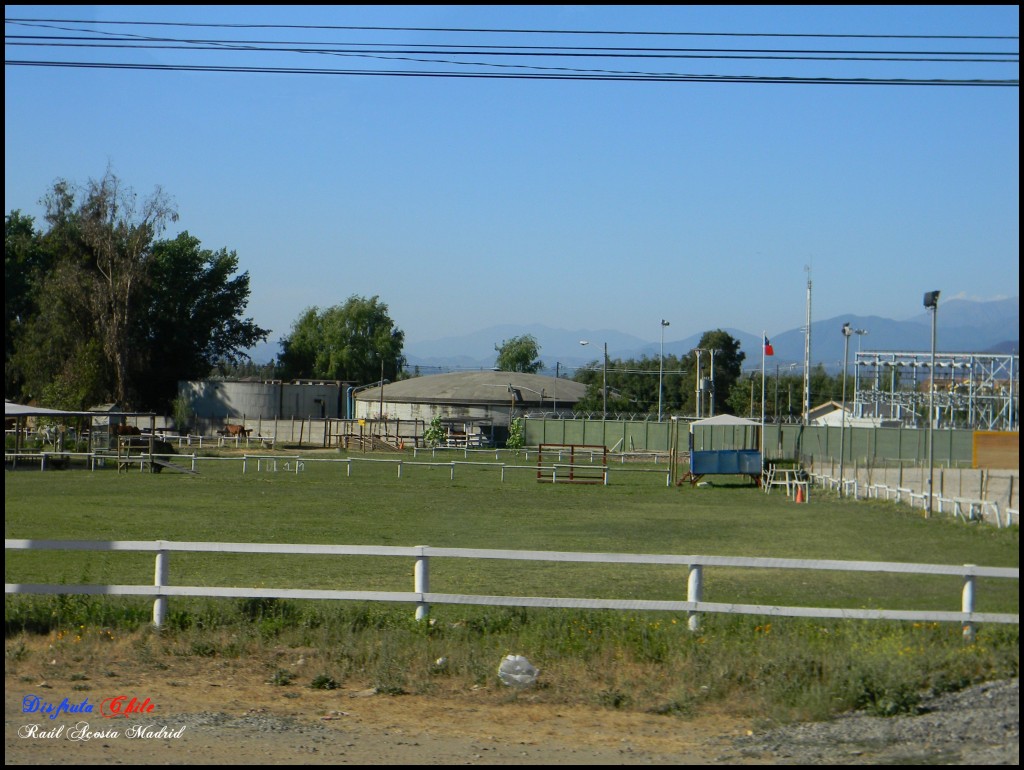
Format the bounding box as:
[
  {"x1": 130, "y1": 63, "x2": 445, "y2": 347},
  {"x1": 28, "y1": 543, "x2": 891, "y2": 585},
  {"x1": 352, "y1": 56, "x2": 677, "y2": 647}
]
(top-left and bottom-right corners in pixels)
[
  {"x1": 403, "y1": 297, "x2": 1018, "y2": 374},
  {"x1": 248, "y1": 297, "x2": 1017, "y2": 373}
]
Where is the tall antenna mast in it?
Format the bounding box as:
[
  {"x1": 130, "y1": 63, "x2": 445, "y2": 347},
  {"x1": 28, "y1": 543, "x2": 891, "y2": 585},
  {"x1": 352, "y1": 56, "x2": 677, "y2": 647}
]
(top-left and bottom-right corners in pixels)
[{"x1": 803, "y1": 266, "x2": 812, "y2": 424}]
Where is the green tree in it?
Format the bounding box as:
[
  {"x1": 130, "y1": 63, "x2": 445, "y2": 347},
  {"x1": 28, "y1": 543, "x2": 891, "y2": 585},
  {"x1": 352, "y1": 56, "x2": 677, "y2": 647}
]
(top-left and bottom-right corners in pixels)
[
  {"x1": 7, "y1": 171, "x2": 268, "y2": 412},
  {"x1": 69, "y1": 170, "x2": 179, "y2": 407},
  {"x1": 727, "y1": 371, "x2": 761, "y2": 418},
  {"x1": 423, "y1": 416, "x2": 446, "y2": 447},
  {"x1": 506, "y1": 417, "x2": 525, "y2": 450},
  {"x1": 9, "y1": 253, "x2": 110, "y2": 408},
  {"x1": 678, "y1": 330, "x2": 746, "y2": 416},
  {"x1": 5, "y1": 211, "x2": 52, "y2": 395},
  {"x1": 494, "y1": 335, "x2": 543, "y2": 373},
  {"x1": 132, "y1": 232, "x2": 268, "y2": 409},
  {"x1": 278, "y1": 295, "x2": 405, "y2": 383}
]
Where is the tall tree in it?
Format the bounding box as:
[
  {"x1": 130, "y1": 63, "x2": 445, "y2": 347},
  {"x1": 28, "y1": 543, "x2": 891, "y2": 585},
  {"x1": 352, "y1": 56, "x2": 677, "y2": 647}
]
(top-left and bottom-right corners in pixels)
[
  {"x1": 678, "y1": 329, "x2": 745, "y2": 416},
  {"x1": 278, "y1": 295, "x2": 404, "y2": 383},
  {"x1": 10, "y1": 258, "x2": 109, "y2": 408},
  {"x1": 5, "y1": 211, "x2": 51, "y2": 394},
  {"x1": 132, "y1": 232, "x2": 269, "y2": 409},
  {"x1": 7, "y1": 171, "x2": 268, "y2": 412},
  {"x1": 42, "y1": 170, "x2": 178, "y2": 407},
  {"x1": 494, "y1": 334, "x2": 543, "y2": 373}
]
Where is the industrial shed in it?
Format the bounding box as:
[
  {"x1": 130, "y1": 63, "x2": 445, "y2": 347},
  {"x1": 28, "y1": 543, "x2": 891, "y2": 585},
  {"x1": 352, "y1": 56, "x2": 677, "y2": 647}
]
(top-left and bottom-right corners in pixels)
[{"x1": 353, "y1": 371, "x2": 588, "y2": 445}]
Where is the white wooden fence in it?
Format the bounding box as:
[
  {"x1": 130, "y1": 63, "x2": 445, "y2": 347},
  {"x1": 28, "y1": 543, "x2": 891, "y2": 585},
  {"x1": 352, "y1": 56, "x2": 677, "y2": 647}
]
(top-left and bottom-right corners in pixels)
[
  {"x1": 809, "y1": 470, "x2": 1020, "y2": 528},
  {"x1": 5, "y1": 539, "x2": 1017, "y2": 639},
  {"x1": 4, "y1": 449, "x2": 675, "y2": 485}
]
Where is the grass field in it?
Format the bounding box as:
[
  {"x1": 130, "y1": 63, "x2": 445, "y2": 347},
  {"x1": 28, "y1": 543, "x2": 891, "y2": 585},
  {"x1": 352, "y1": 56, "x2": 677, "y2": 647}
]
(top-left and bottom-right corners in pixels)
[{"x1": 4, "y1": 449, "x2": 1019, "y2": 720}]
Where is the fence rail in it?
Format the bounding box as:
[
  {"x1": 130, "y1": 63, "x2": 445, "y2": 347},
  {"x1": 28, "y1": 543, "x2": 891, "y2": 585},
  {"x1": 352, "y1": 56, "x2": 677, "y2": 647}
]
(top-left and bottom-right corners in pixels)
[
  {"x1": 808, "y1": 469, "x2": 1020, "y2": 528},
  {"x1": 6, "y1": 539, "x2": 1017, "y2": 638},
  {"x1": 4, "y1": 449, "x2": 674, "y2": 485}
]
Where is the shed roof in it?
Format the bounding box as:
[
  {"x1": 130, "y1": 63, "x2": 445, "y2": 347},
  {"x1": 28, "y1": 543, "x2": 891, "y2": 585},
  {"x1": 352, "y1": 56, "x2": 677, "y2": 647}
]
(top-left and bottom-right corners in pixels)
[
  {"x1": 691, "y1": 414, "x2": 761, "y2": 427},
  {"x1": 5, "y1": 401, "x2": 151, "y2": 418},
  {"x1": 354, "y1": 371, "x2": 587, "y2": 405}
]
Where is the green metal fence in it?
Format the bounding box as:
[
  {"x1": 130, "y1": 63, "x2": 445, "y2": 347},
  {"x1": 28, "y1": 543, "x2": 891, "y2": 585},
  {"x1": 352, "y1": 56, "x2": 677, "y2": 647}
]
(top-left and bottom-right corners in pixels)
[{"x1": 522, "y1": 418, "x2": 977, "y2": 467}]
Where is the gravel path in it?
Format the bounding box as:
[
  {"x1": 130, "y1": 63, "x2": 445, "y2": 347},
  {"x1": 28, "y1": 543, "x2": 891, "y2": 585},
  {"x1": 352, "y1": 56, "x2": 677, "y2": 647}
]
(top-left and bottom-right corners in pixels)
[{"x1": 728, "y1": 678, "x2": 1019, "y2": 765}]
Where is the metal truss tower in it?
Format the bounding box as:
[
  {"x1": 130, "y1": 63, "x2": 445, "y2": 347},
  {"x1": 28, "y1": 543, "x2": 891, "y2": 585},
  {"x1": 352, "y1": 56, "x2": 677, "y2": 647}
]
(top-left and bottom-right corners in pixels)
[{"x1": 853, "y1": 350, "x2": 1019, "y2": 431}]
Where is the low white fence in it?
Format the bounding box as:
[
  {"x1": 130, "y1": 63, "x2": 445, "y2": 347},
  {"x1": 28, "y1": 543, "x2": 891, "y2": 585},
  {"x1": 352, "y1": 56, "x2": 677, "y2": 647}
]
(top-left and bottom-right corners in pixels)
[
  {"x1": 6, "y1": 540, "x2": 1017, "y2": 640},
  {"x1": 809, "y1": 470, "x2": 1020, "y2": 528},
  {"x1": 4, "y1": 449, "x2": 674, "y2": 486}
]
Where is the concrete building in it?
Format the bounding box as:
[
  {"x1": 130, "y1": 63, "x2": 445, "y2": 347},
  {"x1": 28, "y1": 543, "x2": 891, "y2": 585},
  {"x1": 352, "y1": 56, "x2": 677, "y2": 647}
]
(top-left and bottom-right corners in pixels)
[
  {"x1": 353, "y1": 371, "x2": 588, "y2": 445},
  {"x1": 178, "y1": 380, "x2": 354, "y2": 421}
]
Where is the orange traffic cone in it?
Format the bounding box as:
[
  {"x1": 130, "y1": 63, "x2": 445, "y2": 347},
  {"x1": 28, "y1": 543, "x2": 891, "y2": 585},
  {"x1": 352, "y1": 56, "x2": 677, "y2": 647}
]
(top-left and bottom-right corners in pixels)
[{"x1": 795, "y1": 485, "x2": 804, "y2": 504}]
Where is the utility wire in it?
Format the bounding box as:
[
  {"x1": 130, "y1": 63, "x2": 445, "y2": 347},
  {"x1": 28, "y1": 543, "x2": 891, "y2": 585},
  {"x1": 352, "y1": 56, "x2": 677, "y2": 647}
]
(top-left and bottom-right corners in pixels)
[
  {"x1": 7, "y1": 39, "x2": 1018, "y2": 63},
  {"x1": 5, "y1": 17, "x2": 1019, "y2": 40},
  {"x1": 6, "y1": 17, "x2": 1017, "y2": 86},
  {"x1": 6, "y1": 60, "x2": 1017, "y2": 87}
]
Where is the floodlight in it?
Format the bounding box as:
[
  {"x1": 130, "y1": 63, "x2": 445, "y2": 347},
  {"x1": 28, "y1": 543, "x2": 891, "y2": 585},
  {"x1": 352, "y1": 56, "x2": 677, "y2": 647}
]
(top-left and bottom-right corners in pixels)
[{"x1": 923, "y1": 290, "x2": 940, "y2": 309}]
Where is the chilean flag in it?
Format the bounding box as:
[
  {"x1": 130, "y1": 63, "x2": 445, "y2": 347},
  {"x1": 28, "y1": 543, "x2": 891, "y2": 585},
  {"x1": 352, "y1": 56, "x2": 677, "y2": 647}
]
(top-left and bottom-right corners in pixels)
[{"x1": 763, "y1": 335, "x2": 774, "y2": 356}]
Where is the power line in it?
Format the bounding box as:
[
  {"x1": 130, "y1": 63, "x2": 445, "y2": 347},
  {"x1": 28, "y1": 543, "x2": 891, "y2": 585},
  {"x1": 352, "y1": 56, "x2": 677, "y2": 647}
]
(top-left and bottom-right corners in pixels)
[
  {"x1": 7, "y1": 17, "x2": 1016, "y2": 87},
  {"x1": 6, "y1": 60, "x2": 1017, "y2": 87},
  {"x1": 7, "y1": 38, "x2": 1017, "y2": 64},
  {"x1": 6, "y1": 17, "x2": 1019, "y2": 40}
]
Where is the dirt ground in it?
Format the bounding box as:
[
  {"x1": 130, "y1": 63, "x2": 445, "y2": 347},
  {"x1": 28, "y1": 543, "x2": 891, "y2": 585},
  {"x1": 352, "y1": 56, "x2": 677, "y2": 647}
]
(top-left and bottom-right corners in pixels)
[
  {"x1": 6, "y1": 642, "x2": 1018, "y2": 765},
  {"x1": 6, "y1": 655, "x2": 756, "y2": 765}
]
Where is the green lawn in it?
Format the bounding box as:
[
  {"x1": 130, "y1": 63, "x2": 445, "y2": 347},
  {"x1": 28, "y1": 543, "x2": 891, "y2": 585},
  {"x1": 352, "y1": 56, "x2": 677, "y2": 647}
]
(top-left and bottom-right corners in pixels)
[
  {"x1": 5, "y1": 452, "x2": 1018, "y2": 615},
  {"x1": 4, "y1": 452, "x2": 1019, "y2": 721}
]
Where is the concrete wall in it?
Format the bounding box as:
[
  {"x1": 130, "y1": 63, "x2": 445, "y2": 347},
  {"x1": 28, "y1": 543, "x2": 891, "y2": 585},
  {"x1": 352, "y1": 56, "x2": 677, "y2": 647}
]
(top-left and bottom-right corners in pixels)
[{"x1": 179, "y1": 381, "x2": 348, "y2": 421}]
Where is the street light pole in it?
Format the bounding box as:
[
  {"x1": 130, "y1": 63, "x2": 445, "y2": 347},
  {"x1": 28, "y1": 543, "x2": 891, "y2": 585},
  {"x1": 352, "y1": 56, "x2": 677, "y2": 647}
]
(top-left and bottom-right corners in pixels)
[
  {"x1": 602, "y1": 342, "x2": 608, "y2": 421},
  {"x1": 839, "y1": 323, "x2": 853, "y2": 497},
  {"x1": 579, "y1": 340, "x2": 607, "y2": 421},
  {"x1": 709, "y1": 350, "x2": 718, "y2": 417},
  {"x1": 924, "y1": 291, "x2": 940, "y2": 518},
  {"x1": 658, "y1": 319, "x2": 670, "y2": 422}
]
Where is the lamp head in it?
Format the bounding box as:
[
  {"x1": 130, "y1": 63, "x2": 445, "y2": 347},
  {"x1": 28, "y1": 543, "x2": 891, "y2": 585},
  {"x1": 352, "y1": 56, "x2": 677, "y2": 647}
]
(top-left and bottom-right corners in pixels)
[
  {"x1": 842, "y1": 322, "x2": 852, "y2": 337},
  {"x1": 923, "y1": 290, "x2": 940, "y2": 309}
]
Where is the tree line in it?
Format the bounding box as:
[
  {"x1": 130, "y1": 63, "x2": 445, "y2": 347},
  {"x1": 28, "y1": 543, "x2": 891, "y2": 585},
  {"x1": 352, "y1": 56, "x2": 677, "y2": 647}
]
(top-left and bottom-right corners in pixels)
[
  {"x1": 7, "y1": 170, "x2": 853, "y2": 419},
  {"x1": 495, "y1": 332, "x2": 854, "y2": 421},
  {"x1": 6, "y1": 171, "x2": 268, "y2": 412}
]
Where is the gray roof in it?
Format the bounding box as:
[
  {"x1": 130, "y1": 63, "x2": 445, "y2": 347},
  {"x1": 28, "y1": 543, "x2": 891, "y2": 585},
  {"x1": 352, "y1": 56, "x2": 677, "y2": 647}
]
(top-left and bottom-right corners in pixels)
[
  {"x1": 354, "y1": 371, "x2": 587, "y2": 405},
  {"x1": 5, "y1": 401, "x2": 153, "y2": 418}
]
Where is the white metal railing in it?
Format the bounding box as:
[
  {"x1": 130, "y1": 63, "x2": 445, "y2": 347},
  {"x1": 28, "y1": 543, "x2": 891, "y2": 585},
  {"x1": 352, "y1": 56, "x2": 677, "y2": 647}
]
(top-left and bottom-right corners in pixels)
[
  {"x1": 4, "y1": 450, "x2": 672, "y2": 485},
  {"x1": 6, "y1": 540, "x2": 1017, "y2": 639},
  {"x1": 809, "y1": 471, "x2": 1019, "y2": 528}
]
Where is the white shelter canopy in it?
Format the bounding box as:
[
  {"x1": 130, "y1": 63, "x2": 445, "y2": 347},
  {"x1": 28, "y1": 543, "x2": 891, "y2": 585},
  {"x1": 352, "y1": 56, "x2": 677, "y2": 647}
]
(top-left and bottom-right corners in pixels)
[
  {"x1": 5, "y1": 401, "x2": 96, "y2": 418},
  {"x1": 689, "y1": 414, "x2": 761, "y2": 431}
]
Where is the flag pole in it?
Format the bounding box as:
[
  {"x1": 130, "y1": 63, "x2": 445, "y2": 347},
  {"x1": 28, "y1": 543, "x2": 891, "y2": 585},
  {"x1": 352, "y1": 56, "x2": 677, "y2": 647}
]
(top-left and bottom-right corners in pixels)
[{"x1": 760, "y1": 331, "x2": 766, "y2": 454}]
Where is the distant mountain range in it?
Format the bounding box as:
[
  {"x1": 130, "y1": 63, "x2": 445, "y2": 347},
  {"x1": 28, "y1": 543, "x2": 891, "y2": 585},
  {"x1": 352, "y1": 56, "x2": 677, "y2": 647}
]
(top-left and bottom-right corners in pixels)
[
  {"x1": 249, "y1": 296, "x2": 1018, "y2": 375},
  {"x1": 402, "y1": 297, "x2": 1019, "y2": 375}
]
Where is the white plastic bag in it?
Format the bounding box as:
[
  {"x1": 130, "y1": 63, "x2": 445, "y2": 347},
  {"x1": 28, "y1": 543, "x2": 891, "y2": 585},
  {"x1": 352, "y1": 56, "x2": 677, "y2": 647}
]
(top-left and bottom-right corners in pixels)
[{"x1": 497, "y1": 654, "x2": 538, "y2": 688}]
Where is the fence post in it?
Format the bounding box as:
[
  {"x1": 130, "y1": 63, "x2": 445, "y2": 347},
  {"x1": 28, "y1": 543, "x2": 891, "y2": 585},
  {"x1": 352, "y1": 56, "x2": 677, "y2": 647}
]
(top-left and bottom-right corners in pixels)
[
  {"x1": 962, "y1": 566, "x2": 976, "y2": 643},
  {"x1": 687, "y1": 564, "x2": 703, "y2": 632},
  {"x1": 414, "y1": 547, "x2": 430, "y2": 621},
  {"x1": 153, "y1": 549, "x2": 169, "y2": 629}
]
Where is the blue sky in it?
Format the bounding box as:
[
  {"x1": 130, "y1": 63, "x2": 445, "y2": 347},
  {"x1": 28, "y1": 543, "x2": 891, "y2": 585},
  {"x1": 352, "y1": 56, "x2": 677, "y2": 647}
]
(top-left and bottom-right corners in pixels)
[{"x1": 4, "y1": 5, "x2": 1019, "y2": 352}]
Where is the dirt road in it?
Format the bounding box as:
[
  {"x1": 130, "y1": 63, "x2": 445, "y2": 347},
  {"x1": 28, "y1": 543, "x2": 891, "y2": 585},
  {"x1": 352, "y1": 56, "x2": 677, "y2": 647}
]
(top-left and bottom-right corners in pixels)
[{"x1": 6, "y1": 647, "x2": 1018, "y2": 765}]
